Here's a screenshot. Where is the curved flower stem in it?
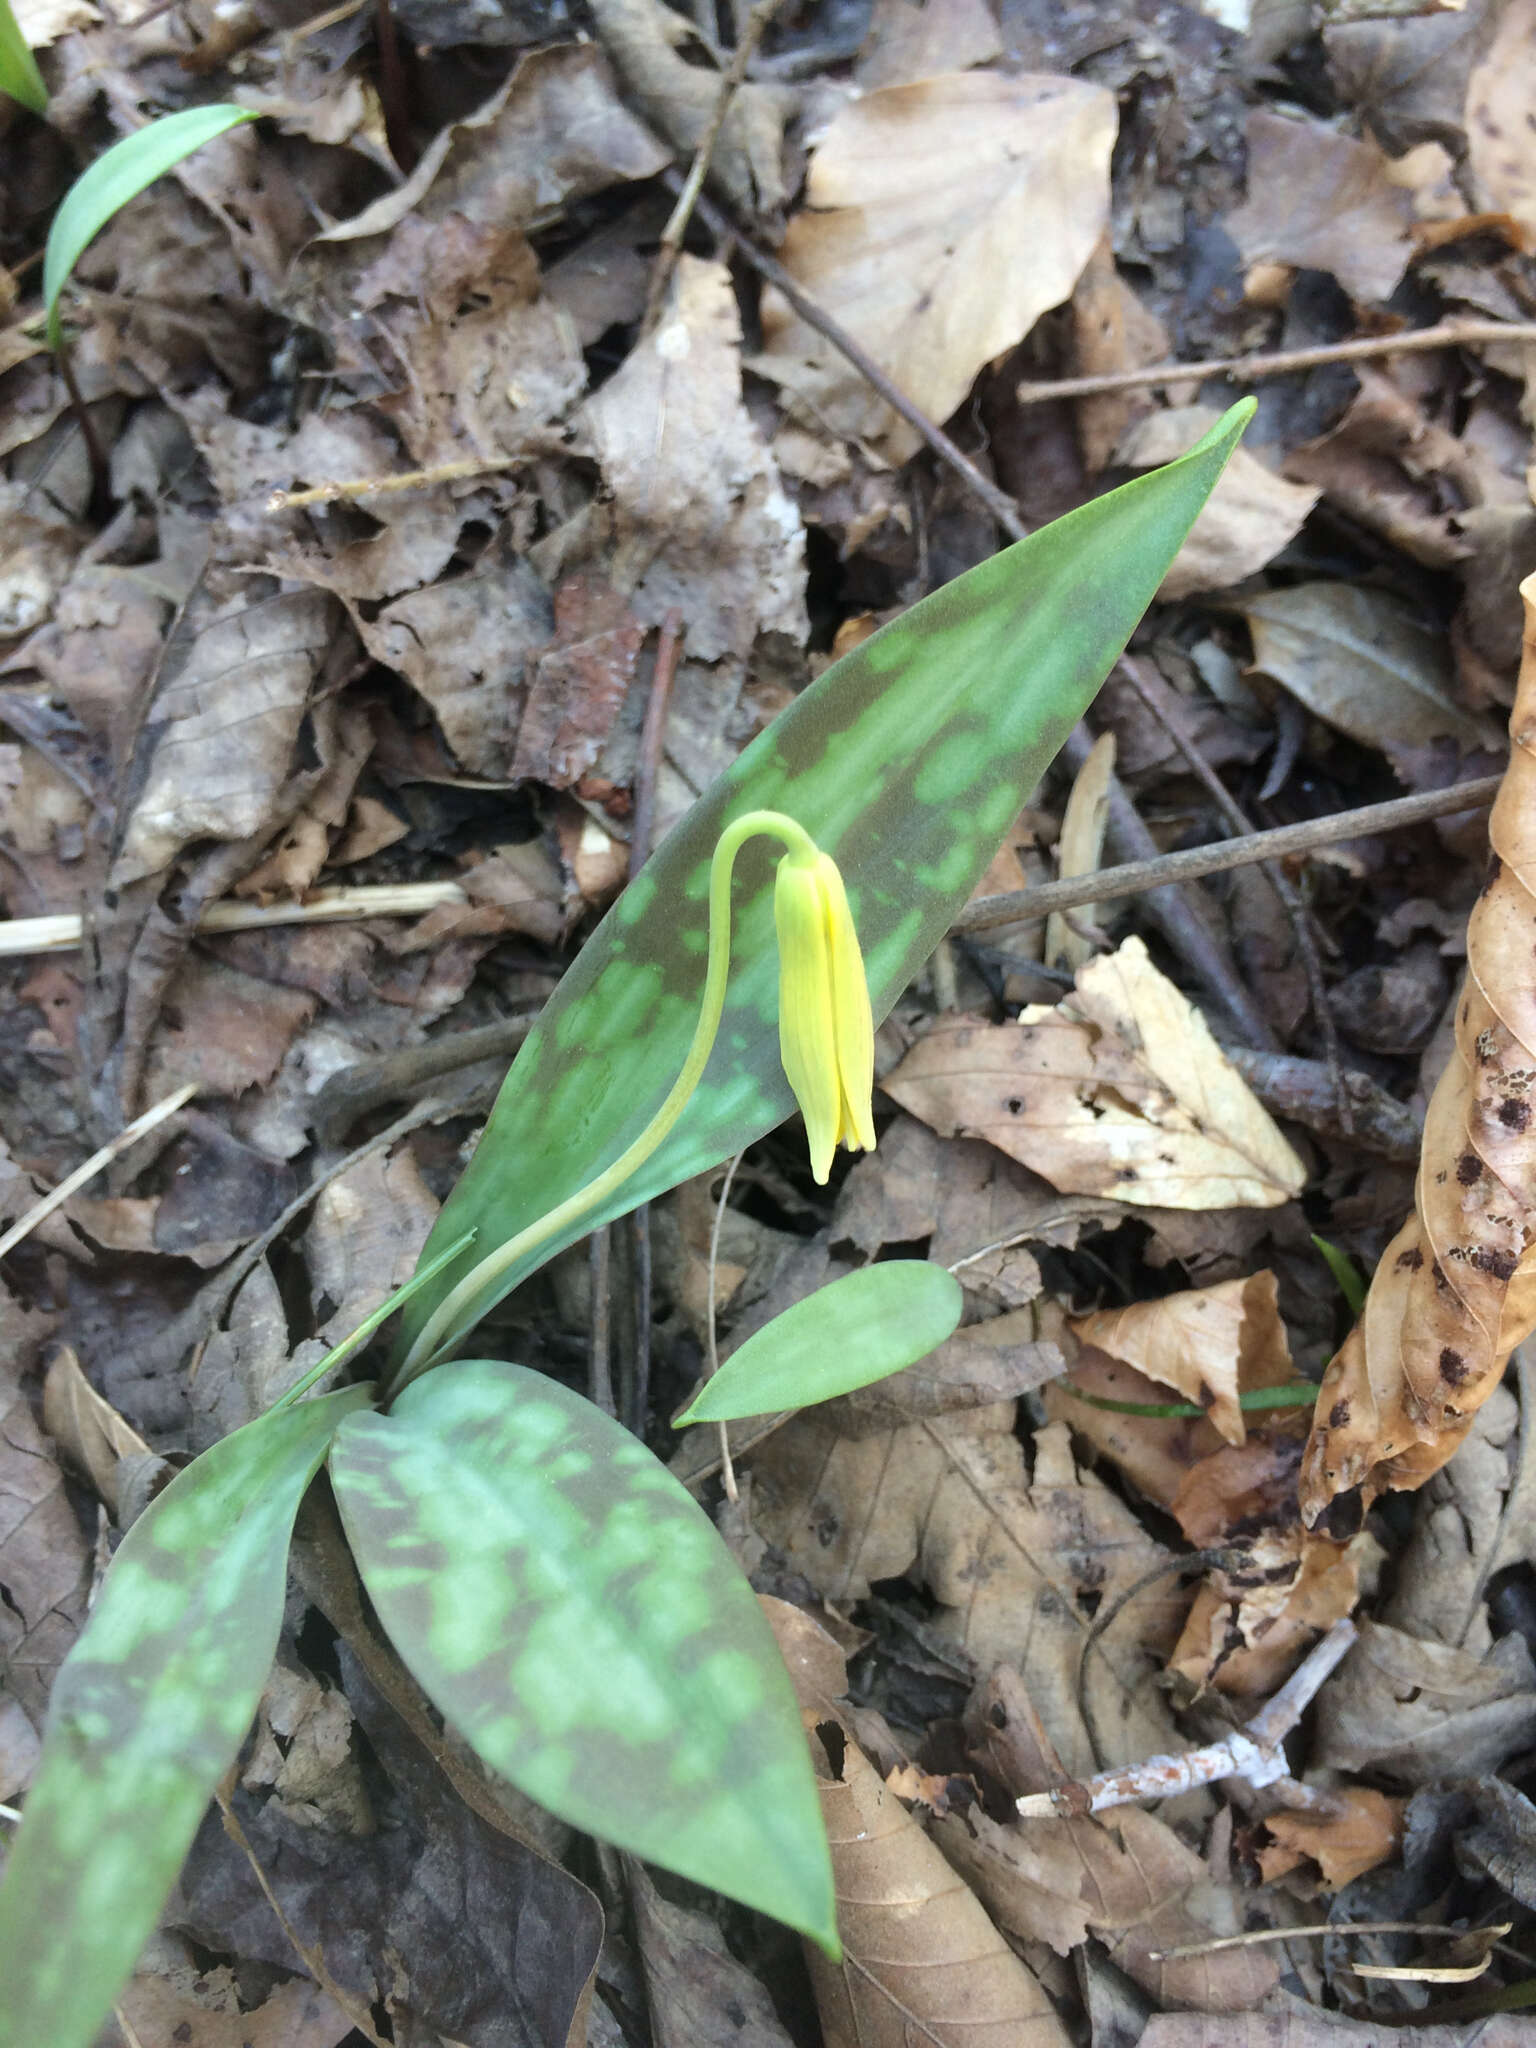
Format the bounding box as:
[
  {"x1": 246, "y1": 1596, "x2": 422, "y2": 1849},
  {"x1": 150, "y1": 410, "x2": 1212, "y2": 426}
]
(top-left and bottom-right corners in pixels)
[{"x1": 390, "y1": 809, "x2": 817, "y2": 1393}]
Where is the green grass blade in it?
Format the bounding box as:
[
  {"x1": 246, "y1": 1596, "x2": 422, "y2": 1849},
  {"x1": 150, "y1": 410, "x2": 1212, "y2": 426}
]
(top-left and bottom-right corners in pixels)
[
  {"x1": 43, "y1": 105, "x2": 256, "y2": 346},
  {"x1": 1311, "y1": 1232, "x2": 1367, "y2": 1316},
  {"x1": 400, "y1": 401, "x2": 1255, "y2": 1365},
  {"x1": 330, "y1": 1362, "x2": 837, "y2": 1950},
  {"x1": 676, "y1": 1261, "x2": 963, "y2": 1424},
  {"x1": 0, "y1": 1383, "x2": 371, "y2": 2048},
  {"x1": 0, "y1": 0, "x2": 46, "y2": 112}
]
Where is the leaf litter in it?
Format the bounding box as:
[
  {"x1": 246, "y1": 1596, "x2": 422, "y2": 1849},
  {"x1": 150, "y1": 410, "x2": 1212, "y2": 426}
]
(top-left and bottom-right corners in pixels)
[{"x1": 10, "y1": 0, "x2": 1536, "y2": 2042}]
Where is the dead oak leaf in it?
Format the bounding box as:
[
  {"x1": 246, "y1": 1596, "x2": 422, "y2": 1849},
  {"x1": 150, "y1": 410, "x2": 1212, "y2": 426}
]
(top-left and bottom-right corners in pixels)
[
  {"x1": 1225, "y1": 107, "x2": 1418, "y2": 303},
  {"x1": 884, "y1": 937, "x2": 1306, "y2": 1210},
  {"x1": 755, "y1": 71, "x2": 1115, "y2": 463}
]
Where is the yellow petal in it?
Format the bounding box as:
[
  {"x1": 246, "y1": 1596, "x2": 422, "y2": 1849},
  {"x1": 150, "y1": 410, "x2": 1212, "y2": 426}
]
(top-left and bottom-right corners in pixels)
[
  {"x1": 814, "y1": 852, "x2": 876, "y2": 1157},
  {"x1": 774, "y1": 857, "x2": 840, "y2": 1182}
]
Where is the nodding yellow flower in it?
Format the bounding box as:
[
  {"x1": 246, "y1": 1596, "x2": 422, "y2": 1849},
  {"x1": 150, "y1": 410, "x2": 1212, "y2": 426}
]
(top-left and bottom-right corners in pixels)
[{"x1": 774, "y1": 845, "x2": 876, "y2": 1184}]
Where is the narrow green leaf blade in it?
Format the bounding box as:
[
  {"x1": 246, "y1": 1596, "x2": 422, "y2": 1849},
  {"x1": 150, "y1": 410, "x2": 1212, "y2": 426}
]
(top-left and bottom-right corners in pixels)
[
  {"x1": 43, "y1": 105, "x2": 256, "y2": 346},
  {"x1": 401, "y1": 403, "x2": 1255, "y2": 1363},
  {"x1": 330, "y1": 1362, "x2": 837, "y2": 1949},
  {"x1": 0, "y1": 1384, "x2": 370, "y2": 2048},
  {"x1": 677, "y1": 1261, "x2": 963, "y2": 1424},
  {"x1": 0, "y1": 0, "x2": 46, "y2": 113}
]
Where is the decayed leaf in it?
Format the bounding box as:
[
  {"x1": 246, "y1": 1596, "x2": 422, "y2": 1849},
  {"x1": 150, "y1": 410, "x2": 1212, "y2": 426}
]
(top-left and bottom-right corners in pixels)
[
  {"x1": 1071, "y1": 1272, "x2": 1295, "y2": 1446},
  {"x1": 751, "y1": 1412, "x2": 1188, "y2": 1777},
  {"x1": 1302, "y1": 574, "x2": 1536, "y2": 1526},
  {"x1": 854, "y1": 0, "x2": 1002, "y2": 88},
  {"x1": 1465, "y1": 0, "x2": 1536, "y2": 242},
  {"x1": 1044, "y1": 730, "x2": 1115, "y2": 973},
  {"x1": 0, "y1": 1283, "x2": 74, "y2": 1796},
  {"x1": 756, "y1": 72, "x2": 1115, "y2": 461},
  {"x1": 575, "y1": 256, "x2": 806, "y2": 661},
  {"x1": 1115, "y1": 408, "x2": 1319, "y2": 597},
  {"x1": 1224, "y1": 107, "x2": 1417, "y2": 302},
  {"x1": 766, "y1": 1602, "x2": 1072, "y2": 2048},
  {"x1": 1314, "y1": 1618, "x2": 1536, "y2": 1784},
  {"x1": 1240, "y1": 582, "x2": 1493, "y2": 773},
  {"x1": 631, "y1": 1862, "x2": 797, "y2": 2048},
  {"x1": 884, "y1": 937, "x2": 1306, "y2": 1209},
  {"x1": 39, "y1": 1347, "x2": 154, "y2": 1521}
]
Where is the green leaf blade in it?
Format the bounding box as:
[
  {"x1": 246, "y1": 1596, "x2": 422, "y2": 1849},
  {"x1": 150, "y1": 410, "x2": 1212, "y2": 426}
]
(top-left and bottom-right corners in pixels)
[
  {"x1": 330, "y1": 1362, "x2": 837, "y2": 1950},
  {"x1": 677, "y1": 1261, "x2": 963, "y2": 1424},
  {"x1": 43, "y1": 105, "x2": 256, "y2": 346},
  {"x1": 0, "y1": 0, "x2": 47, "y2": 113},
  {"x1": 0, "y1": 1384, "x2": 370, "y2": 2048},
  {"x1": 400, "y1": 402, "x2": 1255, "y2": 1364}
]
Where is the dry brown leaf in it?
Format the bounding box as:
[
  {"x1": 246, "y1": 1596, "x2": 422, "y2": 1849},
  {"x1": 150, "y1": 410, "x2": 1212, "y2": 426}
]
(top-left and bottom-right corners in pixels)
[
  {"x1": 1168, "y1": 1525, "x2": 1364, "y2": 1698},
  {"x1": 510, "y1": 575, "x2": 644, "y2": 789},
  {"x1": 1314, "y1": 1618, "x2": 1536, "y2": 1784},
  {"x1": 142, "y1": 956, "x2": 317, "y2": 1103},
  {"x1": 304, "y1": 1146, "x2": 439, "y2": 1352},
  {"x1": 884, "y1": 938, "x2": 1306, "y2": 1210},
  {"x1": 1142, "y1": 2012, "x2": 1536, "y2": 2048},
  {"x1": 1044, "y1": 730, "x2": 1115, "y2": 974},
  {"x1": 111, "y1": 588, "x2": 349, "y2": 887},
  {"x1": 1071, "y1": 1272, "x2": 1295, "y2": 1447},
  {"x1": 1465, "y1": 0, "x2": 1536, "y2": 244},
  {"x1": 630, "y1": 1863, "x2": 797, "y2": 2048},
  {"x1": 111, "y1": 1974, "x2": 353, "y2": 2048},
  {"x1": 1114, "y1": 409, "x2": 1319, "y2": 597},
  {"x1": 1067, "y1": 234, "x2": 1174, "y2": 475},
  {"x1": 39, "y1": 1347, "x2": 154, "y2": 1522},
  {"x1": 1240, "y1": 582, "x2": 1495, "y2": 775},
  {"x1": 1302, "y1": 574, "x2": 1536, "y2": 1527},
  {"x1": 764, "y1": 1602, "x2": 1072, "y2": 2048},
  {"x1": 576, "y1": 257, "x2": 807, "y2": 660},
  {"x1": 751, "y1": 1413, "x2": 1188, "y2": 1777},
  {"x1": 1225, "y1": 107, "x2": 1417, "y2": 302},
  {"x1": 756, "y1": 72, "x2": 1115, "y2": 462},
  {"x1": 854, "y1": 0, "x2": 1002, "y2": 87},
  {"x1": 240, "y1": 1661, "x2": 372, "y2": 1834},
  {"x1": 1257, "y1": 1786, "x2": 1403, "y2": 1889}
]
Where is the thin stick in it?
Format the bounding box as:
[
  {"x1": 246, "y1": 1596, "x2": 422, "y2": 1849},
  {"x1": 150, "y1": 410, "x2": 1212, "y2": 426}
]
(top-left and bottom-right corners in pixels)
[
  {"x1": 0, "y1": 1081, "x2": 196, "y2": 1262},
  {"x1": 267, "y1": 454, "x2": 521, "y2": 511},
  {"x1": 1115, "y1": 655, "x2": 1351, "y2": 1128},
  {"x1": 1150, "y1": 1922, "x2": 1511, "y2": 1963},
  {"x1": 623, "y1": 608, "x2": 685, "y2": 1438},
  {"x1": 706, "y1": 1150, "x2": 746, "y2": 1503},
  {"x1": 648, "y1": 0, "x2": 786, "y2": 322},
  {"x1": 674, "y1": 176, "x2": 1029, "y2": 542},
  {"x1": 955, "y1": 776, "x2": 1503, "y2": 935},
  {"x1": 1015, "y1": 319, "x2": 1536, "y2": 407},
  {"x1": 0, "y1": 881, "x2": 469, "y2": 958}
]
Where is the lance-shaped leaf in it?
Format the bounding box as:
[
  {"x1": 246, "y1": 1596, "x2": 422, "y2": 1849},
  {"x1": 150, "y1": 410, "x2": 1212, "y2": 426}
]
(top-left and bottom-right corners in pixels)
[
  {"x1": 676, "y1": 1261, "x2": 963, "y2": 1424},
  {"x1": 329, "y1": 1362, "x2": 837, "y2": 1948},
  {"x1": 0, "y1": 1383, "x2": 370, "y2": 2048},
  {"x1": 0, "y1": 0, "x2": 47, "y2": 113},
  {"x1": 399, "y1": 403, "x2": 1254, "y2": 1366},
  {"x1": 44, "y1": 105, "x2": 256, "y2": 346}
]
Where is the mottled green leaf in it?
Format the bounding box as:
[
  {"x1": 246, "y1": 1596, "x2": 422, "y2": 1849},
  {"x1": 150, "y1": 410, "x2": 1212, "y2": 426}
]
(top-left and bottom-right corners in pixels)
[
  {"x1": 330, "y1": 1362, "x2": 836, "y2": 1949},
  {"x1": 44, "y1": 105, "x2": 256, "y2": 347},
  {"x1": 0, "y1": 1384, "x2": 370, "y2": 2048},
  {"x1": 676, "y1": 1261, "x2": 963, "y2": 1424},
  {"x1": 0, "y1": 0, "x2": 46, "y2": 113},
  {"x1": 400, "y1": 403, "x2": 1254, "y2": 1367}
]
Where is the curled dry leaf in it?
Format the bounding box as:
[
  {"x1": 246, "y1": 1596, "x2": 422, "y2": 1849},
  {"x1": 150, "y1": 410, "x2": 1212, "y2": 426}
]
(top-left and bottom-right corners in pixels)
[
  {"x1": 39, "y1": 1347, "x2": 155, "y2": 1522},
  {"x1": 1302, "y1": 574, "x2": 1536, "y2": 1528},
  {"x1": 1070, "y1": 1271, "x2": 1296, "y2": 1446},
  {"x1": 1314, "y1": 1618, "x2": 1536, "y2": 1784},
  {"x1": 764, "y1": 1601, "x2": 1072, "y2": 2048},
  {"x1": 756, "y1": 71, "x2": 1115, "y2": 461},
  {"x1": 1257, "y1": 1785, "x2": 1404, "y2": 1890},
  {"x1": 884, "y1": 937, "x2": 1306, "y2": 1210}
]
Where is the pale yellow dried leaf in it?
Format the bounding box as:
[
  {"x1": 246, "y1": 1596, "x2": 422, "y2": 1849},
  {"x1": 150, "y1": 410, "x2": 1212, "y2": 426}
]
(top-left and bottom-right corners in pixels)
[
  {"x1": 884, "y1": 937, "x2": 1306, "y2": 1209},
  {"x1": 756, "y1": 72, "x2": 1114, "y2": 461},
  {"x1": 1044, "y1": 730, "x2": 1114, "y2": 972}
]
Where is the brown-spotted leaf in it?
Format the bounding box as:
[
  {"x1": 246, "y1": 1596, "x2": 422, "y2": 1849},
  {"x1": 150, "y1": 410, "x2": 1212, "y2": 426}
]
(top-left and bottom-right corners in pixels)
[{"x1": 1302, "y1": 573, "x2": 1536, "y2": 1526}]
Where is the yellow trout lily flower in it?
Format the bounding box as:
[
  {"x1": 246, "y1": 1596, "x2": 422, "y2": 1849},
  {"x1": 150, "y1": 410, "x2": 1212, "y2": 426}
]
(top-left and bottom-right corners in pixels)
[{"x1": 774, "y1": 845, "x2": 876, "y2": 1184}]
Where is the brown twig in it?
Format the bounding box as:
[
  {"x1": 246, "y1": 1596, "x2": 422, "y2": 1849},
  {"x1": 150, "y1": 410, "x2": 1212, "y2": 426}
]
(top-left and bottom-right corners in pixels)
[
  {"x1": 266, "y1": 454, "x2": 522, "y2": 511},
  {"x1": 1115, "y1": 655, "x2": 1351, "y2": 1124},
  {"x1": 955, "y1": 776, "x2": 1503, "y2": 934},
  {"x1": 620, "y1": 608, "x2": 685, "y2": 1437},
  {"x1": 648, "y1": 0, "x2": 787, "y2": 324},
  {"x1": 1015, "y1": 319, "x2": 1536, "y2": 407},
  {"x1": 0, "y1": 1082, "x2": 196, "y2": 1263},
  {"x1": 671, "y1": 174, "x2": 1029, "y2": 542}
]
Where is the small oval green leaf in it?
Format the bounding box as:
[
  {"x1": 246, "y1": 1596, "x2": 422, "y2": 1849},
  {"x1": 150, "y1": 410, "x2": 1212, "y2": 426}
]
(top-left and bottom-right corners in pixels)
[
  {"x1": 677, "y1": 1261, "x2": 964, "y2": 1424},
  {"x1": 44, "y1": 104, "x2": 257, "y2": 346},
  {"x1": 0, "y1": 0, "x2": 47, "y2": 113},
  {"x1": 0, "y1": 1383, "x2": 371, "y2": 2048},
  {"x1": 400, "y1": 402, "x2": 1256, "y2": 1368},
  {"x1": 330, "y1": 1362, "x2": 837, "y2": 1950}
]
